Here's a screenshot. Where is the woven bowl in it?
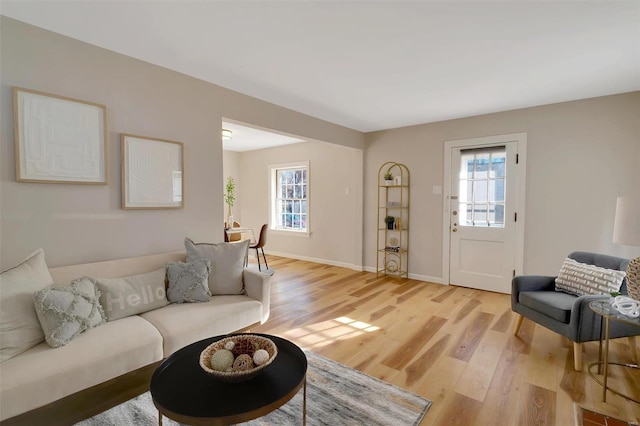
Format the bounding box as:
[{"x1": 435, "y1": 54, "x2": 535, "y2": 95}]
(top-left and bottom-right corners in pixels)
[{"x1": 199, "y1": 335, "x2": 278, "y2": 382}]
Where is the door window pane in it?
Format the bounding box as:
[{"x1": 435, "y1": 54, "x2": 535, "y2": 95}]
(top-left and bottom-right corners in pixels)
[
  {"x1": 459, "y1": 147, "x2": 506, "y2": 228},
  {"x1": 473, "y1": 181, "x2": 488, "y2": 202}
]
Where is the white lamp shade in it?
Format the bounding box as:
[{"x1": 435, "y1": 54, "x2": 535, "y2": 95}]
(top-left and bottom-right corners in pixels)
[{"x1": 613, "y1": 196, "x2": 640, "y2": 246}]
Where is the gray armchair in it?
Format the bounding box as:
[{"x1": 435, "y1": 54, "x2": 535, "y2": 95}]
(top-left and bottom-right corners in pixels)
[{"x1": 512, "y1": 251, "x2": 639, "y2": 371}]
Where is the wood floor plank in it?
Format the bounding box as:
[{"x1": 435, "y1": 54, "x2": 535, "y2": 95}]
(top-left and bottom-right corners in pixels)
[
  {"x1": 491, "y1": 308, "x2": 514, "y2": 333},
  {"x1": 452, "y1": 299, "x2": 481, "y2": 324},
  {"x1": 403, "y1": 334, "x2": 452, "y2": 387},
  {"x1": 525, "y1": 327, "x2": 565, "y2": 392},
  {"x1": 518, "y1": 383, "x2": 556, "y2": 426},
  {"x1": 433, "y1": 392, "x2": 483, "y2": 425},
  {"x1": 416, "y1": 355, "x2": 467, "y2": 424},
  {"x1": 431, "y1": 287, "x2": 457, "y2": 303},
  {"x1": 449, "y1": 311, "x2": 493, "y2": 362},
  {"x1": 454, "y1": 329, "x2": 507, "y2": 402},
  {"x1": 369, "y1": 305, "x2": 395, "y2": 322},
  {"x1": 474, "y1": 349, "x2": 527, "y2": 426},
  {"x1": 382, "y1": 316, "x2": 447, "y2": 370}
]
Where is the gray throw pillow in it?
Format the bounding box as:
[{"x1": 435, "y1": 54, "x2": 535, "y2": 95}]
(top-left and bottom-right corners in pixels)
[
  {"x1": 166, "y1": 259, "x2": 212, "y2": 303},
  {"x1": 95, "y1": 268, "x2": 169, "y2": 321},
  {"x1": 33, "y1": 277, "x2": 106, "y2": 348},
  {"x1": 185, "y1": 238, "x2": 249, "y2": 295}
]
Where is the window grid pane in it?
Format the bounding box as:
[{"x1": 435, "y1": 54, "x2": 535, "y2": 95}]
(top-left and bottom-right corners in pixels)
[{"x1": 274, "y1": 166, "x2": 308, "y2": 231}]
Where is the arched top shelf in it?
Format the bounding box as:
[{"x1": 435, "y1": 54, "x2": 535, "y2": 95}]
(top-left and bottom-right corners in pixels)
[{"x1": 378, "y1": 161, "x2": 410, "y2": 186}]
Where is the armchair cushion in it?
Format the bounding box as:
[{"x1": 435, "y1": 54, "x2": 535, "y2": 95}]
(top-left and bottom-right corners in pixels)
[{"x1": 519, "y1": 291, "x2": 575, "y2": 323}]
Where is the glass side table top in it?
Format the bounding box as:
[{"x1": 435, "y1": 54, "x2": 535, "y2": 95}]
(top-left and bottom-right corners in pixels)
[{"x1": 589, "y1": 300, "x2": 640, "y2": 328}]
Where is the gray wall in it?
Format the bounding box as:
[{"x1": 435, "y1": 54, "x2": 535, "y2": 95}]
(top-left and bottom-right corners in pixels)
[
  {"x1": 364, "y1": 92, "x2": 640, "y2": 279},
  {"x1": 0, "y1": 17, "x2": 363, "y2": 269}
]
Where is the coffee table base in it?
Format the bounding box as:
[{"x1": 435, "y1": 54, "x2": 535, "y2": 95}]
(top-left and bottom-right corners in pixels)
[{"x1": 157, "y1": 376, "x2": 306, "y2": 426}]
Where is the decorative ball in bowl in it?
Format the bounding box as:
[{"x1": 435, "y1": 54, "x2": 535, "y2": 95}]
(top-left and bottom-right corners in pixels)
[{"x1": 199, "y1": 335, "x2": 278, "y2": 382}]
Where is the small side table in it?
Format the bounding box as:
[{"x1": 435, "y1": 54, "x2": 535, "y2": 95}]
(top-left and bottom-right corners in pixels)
[{"x1": 588, "y1": 300, "x2": 640, "y2": 404}]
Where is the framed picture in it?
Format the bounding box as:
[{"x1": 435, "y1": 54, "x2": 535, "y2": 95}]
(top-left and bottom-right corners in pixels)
[
  {"x1": 121, "y1": 134, "x2": 184, "y2": 209},
  {"x1": 13, "y1": 87, "x2": 108, "y2": 184}
]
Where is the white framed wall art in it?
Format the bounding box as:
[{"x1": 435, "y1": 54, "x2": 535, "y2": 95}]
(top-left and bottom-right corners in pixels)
[
  {"x1": 121, "y1": 134, "x2": 184, "y2": 210},
  {"x1": 13, "y1": 87, "x2": 108, "y2": 184}
]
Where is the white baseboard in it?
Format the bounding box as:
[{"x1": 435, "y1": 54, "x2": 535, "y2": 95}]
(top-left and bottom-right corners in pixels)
[
  {"x1": 408, "y1": 273, "x2": 446, "y2": 285},
  {"x1": 262, "y1": 251, "x2": 447, "y2": 284},
  {"x1": 262, "y1": 250, "x2": 363, "y2": 271},
  {"x1": 360, "y1": 266, "x2": 446, "y2": 285}
]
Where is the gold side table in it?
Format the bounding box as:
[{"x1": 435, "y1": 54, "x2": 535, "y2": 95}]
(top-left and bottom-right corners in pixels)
[{"x1": 588, "y1": 300, "x2": 640, "y2": 404}]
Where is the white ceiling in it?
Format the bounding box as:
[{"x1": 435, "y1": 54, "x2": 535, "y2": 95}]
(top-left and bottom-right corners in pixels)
[
  {"x1": 222, "y1": 121, "x2": 305, "y2": 152},
  {"x1": 2, "y1": 1, "x2": 639, "y2": 133}
]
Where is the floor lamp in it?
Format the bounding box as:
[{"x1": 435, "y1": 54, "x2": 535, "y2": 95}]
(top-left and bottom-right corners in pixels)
[{"x1": 613, "y1": 196, "x2": 640, "y2": 301}]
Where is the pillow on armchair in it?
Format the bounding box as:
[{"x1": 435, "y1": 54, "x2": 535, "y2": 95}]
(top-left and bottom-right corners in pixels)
[
  {"x1": 555, "y1": 257, "x2": 626, "y2": 296},
  {"x1": 185, "y1": 238, "x2": 249, "y2": 295}
]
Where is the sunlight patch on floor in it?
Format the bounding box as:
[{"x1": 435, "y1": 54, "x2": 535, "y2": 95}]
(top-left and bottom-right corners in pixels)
[{"x1": 282, "y1": 316, "x2": 381, "y2": 349}]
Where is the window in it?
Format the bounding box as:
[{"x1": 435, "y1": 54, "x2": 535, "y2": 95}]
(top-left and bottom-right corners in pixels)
[
  {"x1": 459, "y1": 147, "x2": 506, "y2": 227},
  {"x1": 270, "y1": 161, "x2": 309, "y2": 233}
]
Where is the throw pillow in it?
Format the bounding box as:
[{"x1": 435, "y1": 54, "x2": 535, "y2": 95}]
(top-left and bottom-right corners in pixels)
[
  {"x1": 0, "y1": 249, "x2": 54, "y2": 363},
  {"x1": 166, "y1": 259, "x2": 212, "y2": 303},
  {"x1": 33, "y1": 277, "x2": 106, "y2": 348},
  {"x1": 95, "y1": 268, "x2": 169, "y2": 321},
  {"x1": 185, "y1": 237, "x2": 249, "y2": 295},
  {"x1": 555, "y1": 258, "x2": 626, "y2": 296}
]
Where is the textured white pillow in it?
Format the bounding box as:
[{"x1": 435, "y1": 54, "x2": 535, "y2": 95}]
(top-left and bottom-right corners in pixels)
[
  {"x1": 95, "y1": 268, "x2": 169, "y2": 321},
  {"x1": 555, "y1": 258, "x2": 626, "y2": 296},
  {"x1": 33, "y1": 277, "x2": 106, "y2": 348},
  {"x1": 0, "y1": 249, "x2": 54, "y2": 363},
  {"x1": 185, "y1": 238, "x2": 249, "y2": 295}
]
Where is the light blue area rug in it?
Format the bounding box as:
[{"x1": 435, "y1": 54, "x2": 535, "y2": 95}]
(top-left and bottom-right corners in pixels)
[{"x1": 76, "y1": 352, "x2": 431, "y2": 425}]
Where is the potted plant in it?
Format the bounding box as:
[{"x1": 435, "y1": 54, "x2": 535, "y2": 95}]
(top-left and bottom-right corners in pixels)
[
  {"x1": 384, "y1": 215, "x2": 395, "y2": 230},
  {"x1": 383, "y1": 171, "x2": 393, "y2": 186},
  {"x1": 224, "y1": 177, "x2": 236, "y2": 226}
]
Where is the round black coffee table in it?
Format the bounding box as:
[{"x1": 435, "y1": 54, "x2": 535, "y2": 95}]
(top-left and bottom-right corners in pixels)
[{"x1": 151, "y1": 333, "x2": 307, "y2": 425}]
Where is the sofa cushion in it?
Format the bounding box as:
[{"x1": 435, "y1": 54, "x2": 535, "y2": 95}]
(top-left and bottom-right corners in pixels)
[
  {"x1": 0, "y1": 249, "x2": 54, "y2": 363},
  {"x1": 33, "y1": 277, "x2": 106, "y2": 348},
  {"x1": 185, "y1": 238, "x2": 249, "y2": 295},
  {"x1": 166, "y1": 259, "x2": 211, "y2": 303},
  {"x1": 140, "y1": 295, "x2": 262, "y2": 356},
  {"x1": 519, "y1": 291, "x2": 576, "y2": 323},
  {"x1": 95, "y1": 268, "x2": 169, "y2": 321},
  {"x1": 555, "y1": 257, "x2": 626, "y2": 296},
  {"x1": 0, "y1": 315, "x2": 163, "y2": 421}
]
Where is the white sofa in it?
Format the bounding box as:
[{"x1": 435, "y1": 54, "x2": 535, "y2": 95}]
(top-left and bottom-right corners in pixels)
[{"x1": 0, "y1": 251, "x2": 270, "y2": 425}]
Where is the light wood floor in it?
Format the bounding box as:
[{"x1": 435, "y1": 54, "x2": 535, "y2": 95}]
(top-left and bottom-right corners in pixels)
[{"x1": 250, "y1": 255, "x2": 640, "y2": 426}]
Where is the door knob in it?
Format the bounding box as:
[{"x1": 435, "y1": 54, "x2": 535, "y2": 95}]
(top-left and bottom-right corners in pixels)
[{"x1": 452, "y1": 228, "x2": 457, "y2": 232}]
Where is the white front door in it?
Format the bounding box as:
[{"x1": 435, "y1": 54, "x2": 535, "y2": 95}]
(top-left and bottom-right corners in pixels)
[{"x1": 445, "y1": 134, "x2": 526, "y2": 294}]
